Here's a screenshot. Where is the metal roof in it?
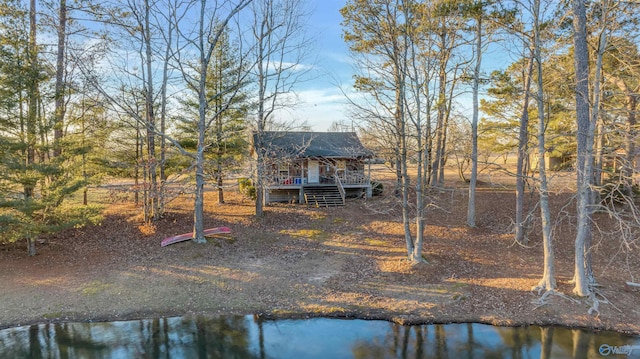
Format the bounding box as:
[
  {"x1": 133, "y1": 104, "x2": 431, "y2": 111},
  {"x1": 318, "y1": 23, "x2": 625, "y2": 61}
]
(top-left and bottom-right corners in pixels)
[{"x1": 253, "y1": 131, "x2": 374, "y2": 158}]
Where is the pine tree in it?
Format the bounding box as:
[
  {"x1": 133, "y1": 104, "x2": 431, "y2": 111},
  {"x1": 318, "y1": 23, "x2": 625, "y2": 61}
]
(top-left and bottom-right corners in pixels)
[
  {"x1": 0, "y1": 0, "x2": 101, "y2": 255},
  {"x1": 176, "y1": 26, "x2": 249, "y2": 204}
]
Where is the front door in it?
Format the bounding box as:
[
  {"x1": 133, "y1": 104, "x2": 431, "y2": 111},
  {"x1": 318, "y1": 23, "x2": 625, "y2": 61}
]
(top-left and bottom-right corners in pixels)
[{"x1": 308, "y1": 160, "x2": 319, "y2": 184}]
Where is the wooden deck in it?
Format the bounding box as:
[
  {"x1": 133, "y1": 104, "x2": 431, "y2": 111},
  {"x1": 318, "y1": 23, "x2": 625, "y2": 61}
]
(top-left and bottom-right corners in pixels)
[{"x1": 265, "y1": 182, "x2": 371, "y2": 205}]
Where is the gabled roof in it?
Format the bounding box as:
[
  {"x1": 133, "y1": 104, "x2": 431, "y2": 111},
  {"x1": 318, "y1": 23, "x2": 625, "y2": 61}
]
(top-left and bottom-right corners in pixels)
[{"x1": 253, "y1": 131, "x2": 374, "y2": 158}]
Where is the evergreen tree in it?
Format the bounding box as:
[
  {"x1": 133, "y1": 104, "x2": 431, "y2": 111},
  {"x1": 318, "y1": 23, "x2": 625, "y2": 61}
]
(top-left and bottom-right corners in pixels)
[
  {"x1": 175, "y1": 25, "x2": 249, "y2": 204},
  {"x1": 0, "y1": 0, "x2": 101, "y2": 255}
]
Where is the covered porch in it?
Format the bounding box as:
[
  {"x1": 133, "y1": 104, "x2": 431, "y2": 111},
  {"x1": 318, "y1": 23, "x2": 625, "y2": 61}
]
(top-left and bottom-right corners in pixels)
[
  {"x1": 254, "y1": 131, "x2": 375, "y2": 206},
  {"x1": 269, "y1": 158, "x2": 370, "y2": 186},
  {"x1": 265, "y1": 158, "x2": 372, "y2": 205}
]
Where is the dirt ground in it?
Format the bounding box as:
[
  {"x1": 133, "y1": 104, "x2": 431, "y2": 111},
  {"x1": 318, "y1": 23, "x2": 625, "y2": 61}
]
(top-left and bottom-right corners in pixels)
[{"x1": 1, "y1": 167, "x2": 639, "y2": 336}]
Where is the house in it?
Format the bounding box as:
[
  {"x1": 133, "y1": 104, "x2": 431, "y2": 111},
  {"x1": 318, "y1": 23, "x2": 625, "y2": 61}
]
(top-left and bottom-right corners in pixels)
[{"x1": 253, "y1": 131, "x2": 375, "y2": 206}]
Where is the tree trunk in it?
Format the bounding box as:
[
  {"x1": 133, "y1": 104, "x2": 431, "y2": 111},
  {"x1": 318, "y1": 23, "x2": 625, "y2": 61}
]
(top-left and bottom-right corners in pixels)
[
  {"x1": 394, "y1": 147, "x2": 402, "y2": 197},
  {"x1": 27, "y1": 236, "x2": 36, "y2": 257},
  {"x1": 437, "y1": 72, "x2": 458, "y2": 186},
  {"x1": 82, "y1": 99, "x2": 88, "y2": 206},
  {"x1": 217, "y1": 175, "x2": 224, "y2": 203},
  {"x1": 255, "y1": 126, "x2": 265, "y2": 217},
  {"x1": 159, "y1": 7, "x2": 174, "y2": 218},
  {"x1": 572, "y1": 0, "x2": 592, "y2": 297},
  {"x1": 394, "y1": 76, "x2": 402, "y2": 198},
  {"x1": 467, "y1": 15, "x2": 481, "y2": 228},
  {"x1": 533, "y1": 0, "x2": 555, "y2": 291},
  {"x1": 396, "y1": 64, "x2": 413, "y2": 260},
  {"x1": 193, "y1": 96, "x2": 206, "y2": 242},
  {"x1": 583, "y1": 20, "x2": 608, "y2": 287},
  {"x1": 25, "y1": 0, "x2": 38, "y2": 256},
  {"x1": 431, "y1": 32, "x2": 449, "y2": 186},
  {"x1": 624, "y1": 94, "x2": 637, "y2": 193},
  {"x1": 53, "y1": 0, "x2": 66, "y2": 158},
  {"x1": 515, "y1": 56, "x2": 534, "y2": 246},
  {"x1": 142, "y1": 129, "x2": 149, "y2": 223},
  {"x1": 425, "y1": 88, "x2": 433, "y2": 186},
  {"x1": 144, "y1": 0, "x2": 159, "y2": 222},
  {"x1": 216, "y1": 126, "x2": 225, "y2": 204},
  {"x1": 255, "y1": 14, "x2": 267, "y2": 218},
  {"x1": 25, "y1": 0, "x2": 37, "y2": 202},
  {"x1": 594, "y1": 113, "x2": 604, "y2": 187},
  {"x1": 410, "y1": 32, "x2": 426, "y2": 263},
  {"x1": 135, "y1": 122, "x2": 141, "y2": 206},
  {"x1": 192, "y1": 0, "x2": 208, "y2": 243},
  {"x1": 193, "y1": 146, "x2": 206, "y2": 243},
  {"x1": 414, "y1": 155, "x2": 425, "y2": 262},
  {"x1": 216, "y1": 51, "x2": 225, "y2": 205},
  {"x1": 438, "y1": 113, "x2": 448, "y2": 186}
]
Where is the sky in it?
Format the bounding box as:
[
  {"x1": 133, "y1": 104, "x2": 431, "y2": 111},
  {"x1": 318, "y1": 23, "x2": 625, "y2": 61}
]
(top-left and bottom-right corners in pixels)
[
  {"x1": 294, "y1": 1, "x2": 517, "y2": 132},
  {"x1": 86, "y1": 0, "x2": 512, "y2": 133},
  {"x1": 288, "y1": 0, "x2": 355, "y2": 132},
  {"x1": 77, "y1": 1, "x2": 351, "y2": 133}
]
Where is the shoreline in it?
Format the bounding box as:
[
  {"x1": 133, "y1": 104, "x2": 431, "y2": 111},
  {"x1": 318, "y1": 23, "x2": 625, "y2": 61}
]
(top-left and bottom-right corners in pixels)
[{"x1": 3, "y1": 308, "x2": 640, "y2": 337}]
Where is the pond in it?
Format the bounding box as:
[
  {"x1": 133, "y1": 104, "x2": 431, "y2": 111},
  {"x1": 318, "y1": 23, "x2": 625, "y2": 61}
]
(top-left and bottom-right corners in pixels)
[{"x1": 1, "y1": 316, "x2": 639, "y2": 358}]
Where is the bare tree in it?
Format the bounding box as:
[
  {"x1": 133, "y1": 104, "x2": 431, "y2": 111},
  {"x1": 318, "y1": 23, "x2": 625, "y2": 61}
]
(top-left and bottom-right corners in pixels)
[
  {"x1": 142, "y1": 0, "x2": 160, "y2": 222},
  {"x1": 581, "y1": 0, "x2": 609, "y2": 287},
  {"x1": 250, "y1": 0, "x2": 312, "y2": 217},
  {"x1": 404, "y1": 1, "x2": 437, "y2": 263},
  {"x1": 342, "y1": 0, "x2": 413, "y2": 258},
  {"x1": 342, "y1": 0, "x2": 474, "y2": 262},
  {"x1": 466, "y1": 1, "x2": 511, "y2": 227},
  {"x1": 84, "y1": 0, "x2": 172, "y2": 223},
  {"x1": 173, "y1": 0, "x2": 252, "y2": 242},
  {"x1": 328, "y1": 120, "x2": 354, "y2": 132},
  {"x1": 514, "y1": 54, "x2": 534, "y2": 246},
  {"x1": 571, "y1": 0, "x2": 593, "y2": 297},
  {"x1": 532, "y1": 0, "x2": 555, "y2": 292},
  {"x1": 76, "y1": 0, "x2": 253, "y2": 241},
  {"x1": 156, "y1": 0, "x2": 178, "y2": 213},
  {"x1": 467, "y1": 7, "x2": 482, "y2": 228},
  {"x1": 342, "y1": 0, "x2": 410, "y2": 197},
  {"x1": 429, "y1": 13, "x2": 466, "y2": 187}
]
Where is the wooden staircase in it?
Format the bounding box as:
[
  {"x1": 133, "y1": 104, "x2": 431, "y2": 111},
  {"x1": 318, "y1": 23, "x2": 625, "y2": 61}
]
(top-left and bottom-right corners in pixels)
[{"x1": 303, "y1": 185, "x2": 344, "y2": 207}]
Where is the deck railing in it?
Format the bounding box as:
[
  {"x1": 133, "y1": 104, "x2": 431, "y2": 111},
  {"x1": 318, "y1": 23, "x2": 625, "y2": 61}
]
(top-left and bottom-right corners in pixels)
[
  {"x1": 339, "y1": 171, "x2": 369, "y2": 185},
  {"x1": 268, "y1": 171, "x2": 369, "y2": 186},
  {"x1": 272, "y1": 175, "x2": 305, "y2": 185}
]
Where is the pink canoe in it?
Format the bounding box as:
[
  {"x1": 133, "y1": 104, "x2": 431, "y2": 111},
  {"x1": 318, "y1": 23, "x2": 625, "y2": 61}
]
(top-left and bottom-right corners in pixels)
[{"x1": 161, "y1": 227, "x2": 231, "y2": 247}]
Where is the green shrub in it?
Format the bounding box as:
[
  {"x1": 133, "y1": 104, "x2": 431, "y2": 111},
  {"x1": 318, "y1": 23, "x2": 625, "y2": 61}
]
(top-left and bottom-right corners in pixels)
[{"x1": 238, "y1": 178, "x2": 257, "y2": 200}]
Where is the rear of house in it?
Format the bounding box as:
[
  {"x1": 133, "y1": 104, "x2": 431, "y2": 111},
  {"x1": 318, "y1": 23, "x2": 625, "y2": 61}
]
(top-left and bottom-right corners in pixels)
[{"x1": 253, "y1": 131, "x2": 375, "y2": 207}]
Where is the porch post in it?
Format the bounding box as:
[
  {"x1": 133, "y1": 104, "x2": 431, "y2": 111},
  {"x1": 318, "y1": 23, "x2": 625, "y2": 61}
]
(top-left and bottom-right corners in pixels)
[
  {"x1": 299, "y1": 159, "x2": 306, "y2": 204},
  {"x1": 366, "y1": 158, "x2": 372, "y2": 198}
]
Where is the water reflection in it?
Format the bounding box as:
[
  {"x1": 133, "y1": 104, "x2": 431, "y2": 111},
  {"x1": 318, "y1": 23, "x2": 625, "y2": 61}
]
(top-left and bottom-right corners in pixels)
[{"x1": 1, "y1": 316, "x2": 638, "y2": 358}]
